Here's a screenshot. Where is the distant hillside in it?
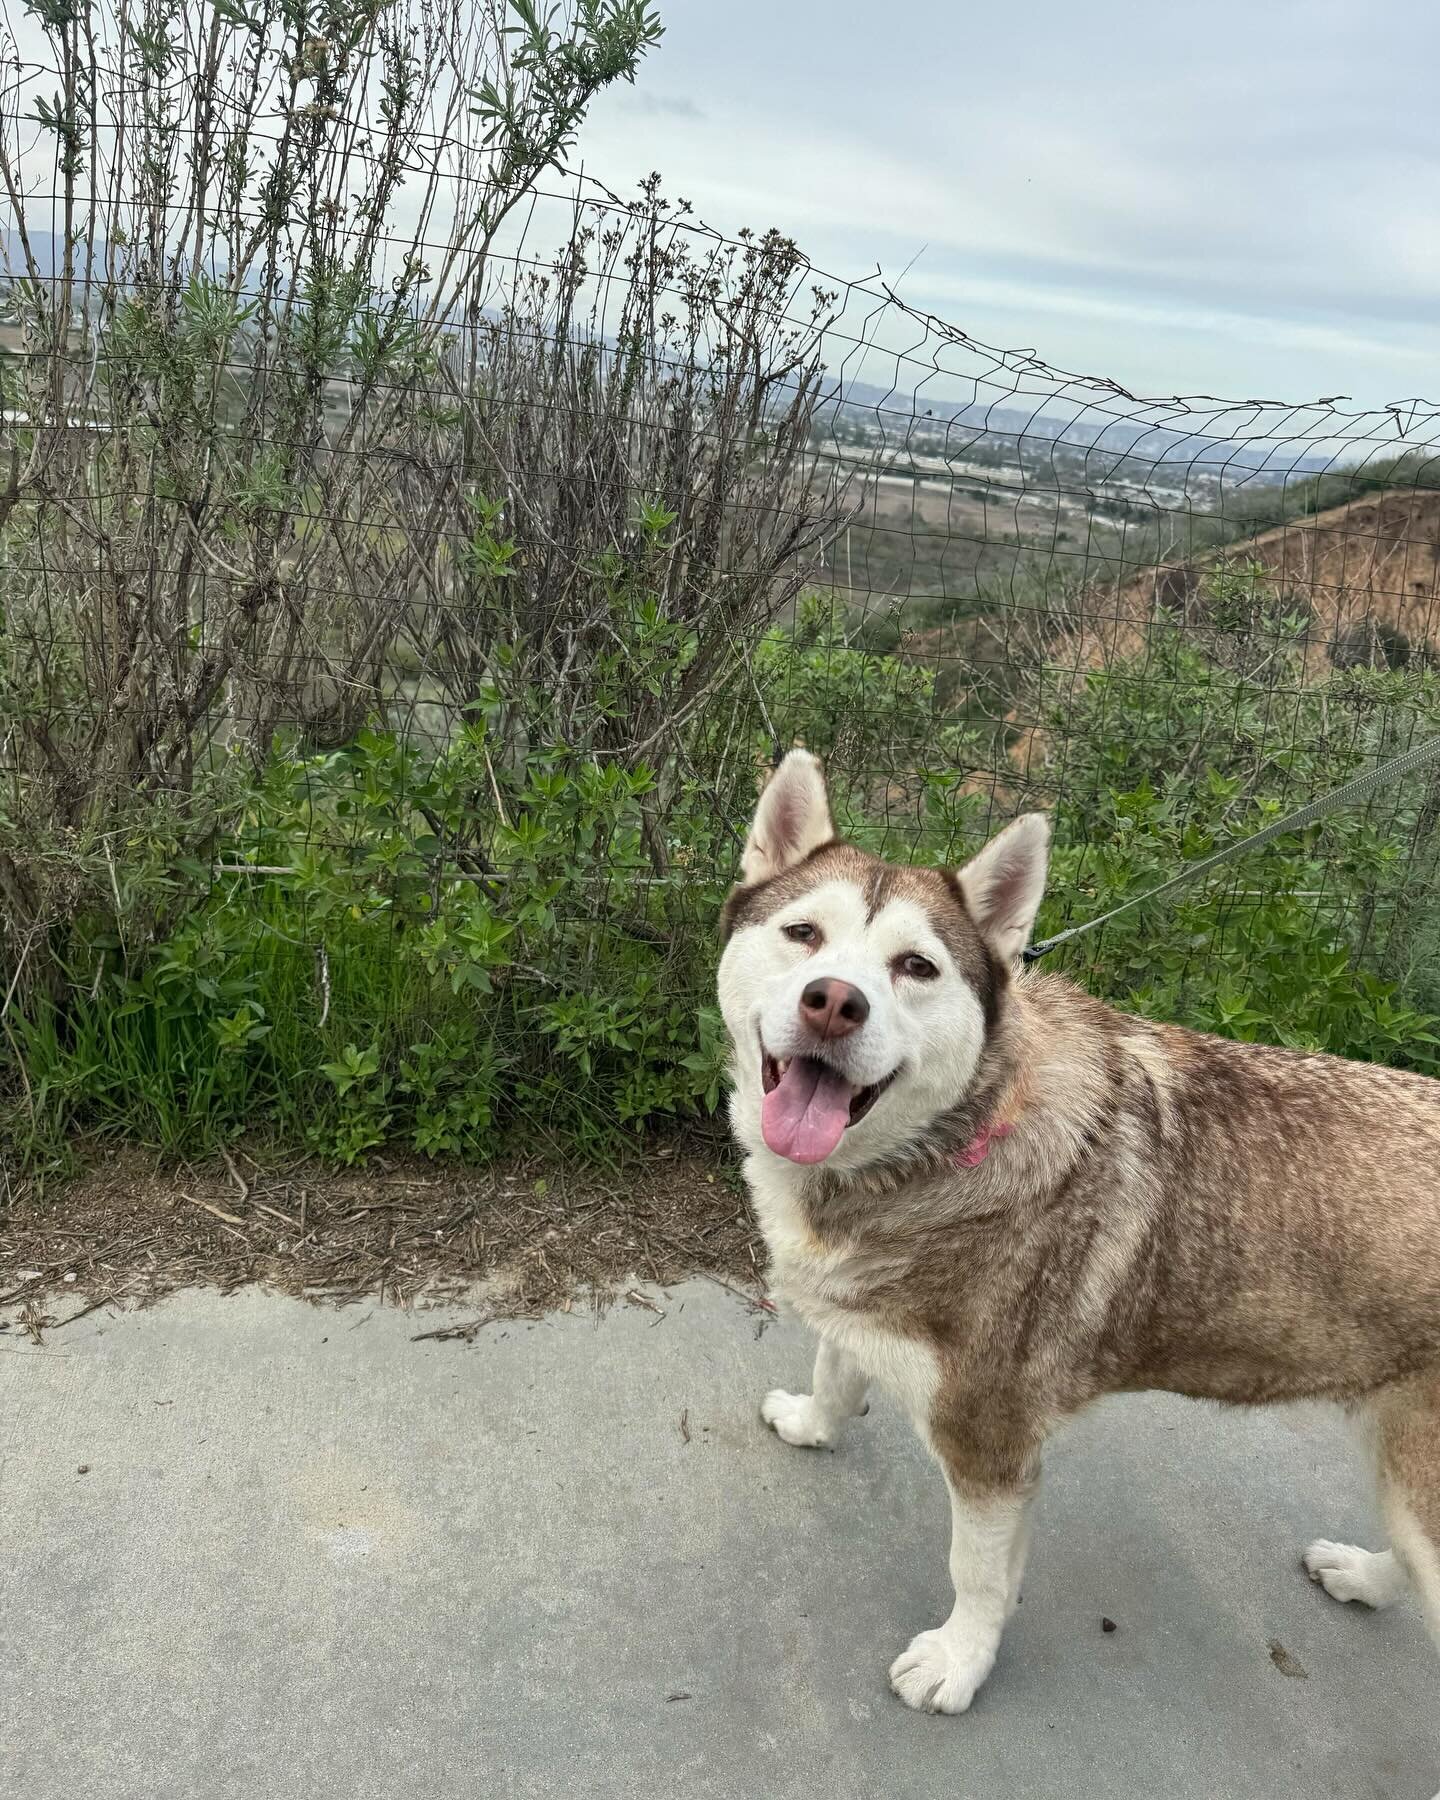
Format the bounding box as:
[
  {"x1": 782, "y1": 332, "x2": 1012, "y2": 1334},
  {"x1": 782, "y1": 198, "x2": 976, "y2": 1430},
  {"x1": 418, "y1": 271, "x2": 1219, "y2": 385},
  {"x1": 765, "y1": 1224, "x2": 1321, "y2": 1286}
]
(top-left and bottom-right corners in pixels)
[
  {"x1": 816, "y1": 376, "x2": 1336, "y2": 480},
  {"x1": 0, "y1": 230, "x2": 101, "y2": 282},
  {"x1": 955, "y1": 483, "x2": 1440, "y2": 786},
  {"x1": 882, "y1": 481, "x2": 1440, "y2": 805},
  {"x1": 1066, "y1": 483, "x2": 1440, "y2": 678}
]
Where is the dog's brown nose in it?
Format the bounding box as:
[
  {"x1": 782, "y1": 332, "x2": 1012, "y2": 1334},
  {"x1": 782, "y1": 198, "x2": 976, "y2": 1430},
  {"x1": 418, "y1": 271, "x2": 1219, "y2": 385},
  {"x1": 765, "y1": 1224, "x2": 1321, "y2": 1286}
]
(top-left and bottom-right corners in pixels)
[{"x1": 799, "y1": 977, "x2": 870, "y2": 1040}]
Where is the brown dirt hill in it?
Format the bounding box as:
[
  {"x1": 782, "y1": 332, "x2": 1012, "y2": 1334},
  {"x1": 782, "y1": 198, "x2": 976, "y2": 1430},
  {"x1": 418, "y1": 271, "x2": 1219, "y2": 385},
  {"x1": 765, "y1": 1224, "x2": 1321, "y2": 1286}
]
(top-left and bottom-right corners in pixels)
[
  {"x1": 898, "y1": 487, "x2": 1440, "y2": 708},
  {"x1": 1069, "y1": 485, "x2": 1440, "y2": 679},
  {"x1": 996, "y1": 486, "x2": 1440, "y2": 784},
  {"x1": 889, "y1": 493, "x2": 1440, "y2": 802},
  {"x1": 886, "y1": 486, "x2": 1440, "y2": 802}
]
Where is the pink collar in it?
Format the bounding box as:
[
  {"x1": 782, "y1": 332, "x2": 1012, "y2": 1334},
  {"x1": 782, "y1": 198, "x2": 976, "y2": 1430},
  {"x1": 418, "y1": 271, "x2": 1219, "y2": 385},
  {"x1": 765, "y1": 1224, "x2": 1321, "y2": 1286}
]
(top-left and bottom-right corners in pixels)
[{"x1": 950, "y1": 1119, "x2": 1014, "y2": 1168}]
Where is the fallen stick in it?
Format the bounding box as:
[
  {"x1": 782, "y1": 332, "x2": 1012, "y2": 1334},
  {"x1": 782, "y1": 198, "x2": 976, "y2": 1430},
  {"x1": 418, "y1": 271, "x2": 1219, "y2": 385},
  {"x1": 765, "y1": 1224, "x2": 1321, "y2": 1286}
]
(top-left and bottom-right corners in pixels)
[
  {"x1": 177, "y1": 1192, "x2": 246, "y2": 1228},
  {"x1": 252, "y1": 1201, "x2": 302, "y2": 1230},
  {"x1": 220, "y1": 1147, "x2": 250, "y2": 1205}
]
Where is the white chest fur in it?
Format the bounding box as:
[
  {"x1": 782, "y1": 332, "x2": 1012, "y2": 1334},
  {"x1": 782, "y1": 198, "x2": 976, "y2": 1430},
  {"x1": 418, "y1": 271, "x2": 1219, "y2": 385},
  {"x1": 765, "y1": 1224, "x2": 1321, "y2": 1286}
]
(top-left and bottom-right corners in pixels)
[{"x1": 746, "y1": 1157, "x2": 942, "y2": 1437}]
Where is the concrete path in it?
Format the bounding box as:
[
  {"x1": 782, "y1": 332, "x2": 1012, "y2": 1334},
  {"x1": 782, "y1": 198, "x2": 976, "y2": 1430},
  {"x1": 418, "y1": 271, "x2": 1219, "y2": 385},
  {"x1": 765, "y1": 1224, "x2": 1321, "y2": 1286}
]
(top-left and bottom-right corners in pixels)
[{"x1": 2, "y1": 1280, "x2": 1436, "y2": 1799}]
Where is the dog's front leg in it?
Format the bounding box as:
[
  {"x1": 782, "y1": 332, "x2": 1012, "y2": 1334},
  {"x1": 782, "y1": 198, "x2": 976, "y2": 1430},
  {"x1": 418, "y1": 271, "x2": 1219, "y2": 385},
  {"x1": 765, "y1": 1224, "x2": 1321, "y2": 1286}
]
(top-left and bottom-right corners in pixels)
[
  {"x1": 889, "y1": 1467, "x2": 1037, "y2": 1715},
  {"x1": 761, "y1": 1338, "x2": 869, "y2": 1449}
]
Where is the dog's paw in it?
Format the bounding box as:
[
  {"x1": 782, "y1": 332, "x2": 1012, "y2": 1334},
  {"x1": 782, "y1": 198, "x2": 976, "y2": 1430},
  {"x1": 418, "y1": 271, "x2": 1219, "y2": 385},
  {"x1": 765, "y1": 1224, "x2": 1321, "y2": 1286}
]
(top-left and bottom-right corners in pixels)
[
  {"x1": 760, "y1": 1388, "x2": 835, "y2": 1448},
  {"x1": 888, "y1": 1625, "x2": 995, "y2": 1715},
  {"x1": 1303, "y1": 1540, "x2": 1406, "y2": 1610}
]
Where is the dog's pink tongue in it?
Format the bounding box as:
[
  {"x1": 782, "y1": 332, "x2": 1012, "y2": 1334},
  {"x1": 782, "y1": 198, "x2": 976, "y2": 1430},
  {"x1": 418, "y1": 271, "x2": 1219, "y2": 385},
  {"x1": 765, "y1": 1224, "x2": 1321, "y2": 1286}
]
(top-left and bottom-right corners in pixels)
[{"x1": 762, "y1": 1058, "x2": 855, "y2": 1164}]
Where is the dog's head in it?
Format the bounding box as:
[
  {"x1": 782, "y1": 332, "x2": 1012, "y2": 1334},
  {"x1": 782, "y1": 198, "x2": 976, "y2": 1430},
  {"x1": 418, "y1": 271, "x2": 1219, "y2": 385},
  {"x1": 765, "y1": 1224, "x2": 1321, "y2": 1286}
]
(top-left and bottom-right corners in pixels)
[{"x1": 717, "y1": 750, "x2": 1049, "y2": 1173}]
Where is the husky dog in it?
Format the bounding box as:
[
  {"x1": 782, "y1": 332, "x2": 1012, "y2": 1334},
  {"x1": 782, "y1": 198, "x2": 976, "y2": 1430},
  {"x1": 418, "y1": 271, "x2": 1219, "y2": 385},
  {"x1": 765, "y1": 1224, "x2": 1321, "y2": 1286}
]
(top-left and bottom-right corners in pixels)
[{"x1": 718, "y1": 749, "x2": 1440, "y2": 1751}]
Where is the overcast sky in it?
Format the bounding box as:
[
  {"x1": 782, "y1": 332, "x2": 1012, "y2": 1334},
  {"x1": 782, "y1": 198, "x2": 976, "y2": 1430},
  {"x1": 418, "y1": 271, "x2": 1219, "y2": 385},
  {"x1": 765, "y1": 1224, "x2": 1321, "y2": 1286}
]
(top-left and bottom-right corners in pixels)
[{"x1": 573, "y1": 0, "x2": 1440, "y2": 410}]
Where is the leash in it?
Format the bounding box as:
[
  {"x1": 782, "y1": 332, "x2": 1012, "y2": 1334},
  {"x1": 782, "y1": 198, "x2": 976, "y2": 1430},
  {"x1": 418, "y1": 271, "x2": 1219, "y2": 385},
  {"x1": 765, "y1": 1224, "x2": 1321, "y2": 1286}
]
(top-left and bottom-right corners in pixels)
[{"x1": 1022, "y1": 729, "x2": 1440, "y2": 964}]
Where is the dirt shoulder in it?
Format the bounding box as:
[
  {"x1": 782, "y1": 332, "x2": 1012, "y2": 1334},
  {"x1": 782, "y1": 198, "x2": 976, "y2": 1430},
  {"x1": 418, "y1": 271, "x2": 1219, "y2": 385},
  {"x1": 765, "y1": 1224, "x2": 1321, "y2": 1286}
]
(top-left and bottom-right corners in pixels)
[{"x1": 0, "y1": 1141, "x2": 766, "y2": 1339}]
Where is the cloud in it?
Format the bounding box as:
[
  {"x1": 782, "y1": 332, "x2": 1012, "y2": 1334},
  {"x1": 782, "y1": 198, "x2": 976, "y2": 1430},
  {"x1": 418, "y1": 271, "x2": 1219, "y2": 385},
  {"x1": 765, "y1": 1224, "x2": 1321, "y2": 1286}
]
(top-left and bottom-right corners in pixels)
[
  {"x1": 893, "y1": 270, "x2": 1440, "y2": 372},
  {"x1": 576, "y1": 64, "x2": 1440, "y2": 407},
  {"x1": 612, "y1": 91, "x2": 704, "y2": 121},
  {"x1": 572, "y1": 0, "x2": 1440, "y2": 404}
]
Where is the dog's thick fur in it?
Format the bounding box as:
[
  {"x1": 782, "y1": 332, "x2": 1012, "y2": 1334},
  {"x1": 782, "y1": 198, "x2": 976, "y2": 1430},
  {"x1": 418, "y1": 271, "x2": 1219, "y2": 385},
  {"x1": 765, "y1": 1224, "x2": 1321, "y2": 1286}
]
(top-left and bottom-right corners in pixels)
[{"x1": 719, "y1": 750, "x2": 1440, "y2": 1748}]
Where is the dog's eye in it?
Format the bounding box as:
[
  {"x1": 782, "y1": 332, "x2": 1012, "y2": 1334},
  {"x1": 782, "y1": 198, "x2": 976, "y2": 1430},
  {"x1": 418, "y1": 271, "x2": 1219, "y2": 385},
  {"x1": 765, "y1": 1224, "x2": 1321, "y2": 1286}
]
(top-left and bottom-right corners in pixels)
[
  {"x1": 898, "y1": 953, "x2": 938, "y2": 980},
  {"x1": 782, "y1": 921, "x2": 817, "y2": 944}
]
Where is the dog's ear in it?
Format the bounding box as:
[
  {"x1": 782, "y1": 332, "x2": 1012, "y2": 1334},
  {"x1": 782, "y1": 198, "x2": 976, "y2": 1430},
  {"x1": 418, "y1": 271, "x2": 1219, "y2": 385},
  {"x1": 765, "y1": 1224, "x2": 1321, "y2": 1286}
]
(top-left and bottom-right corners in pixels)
[
  {"x1": 956, "y1": 813, "x2": 1050, "y2": 962},
  {"x1": 740, "y1": 750, "x2": 834, "y2": 884}
]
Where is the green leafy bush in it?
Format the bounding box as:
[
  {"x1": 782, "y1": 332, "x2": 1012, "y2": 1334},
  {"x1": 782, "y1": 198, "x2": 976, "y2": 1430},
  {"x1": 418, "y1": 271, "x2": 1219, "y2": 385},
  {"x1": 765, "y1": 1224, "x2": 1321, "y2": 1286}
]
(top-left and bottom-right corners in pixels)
[
  {"x1": 0, "y1": 594, "x2": 988, "y2": 1166},
  {"x1": 6, "y1": 568, "x2": 1440, "y2": 1171},
  {"x1": 1033, "y1": 606, "x2": 1440, "y2": 1067},
  {"x1": 5, "y1": 725, "x2": 722, "y2": 1165}
]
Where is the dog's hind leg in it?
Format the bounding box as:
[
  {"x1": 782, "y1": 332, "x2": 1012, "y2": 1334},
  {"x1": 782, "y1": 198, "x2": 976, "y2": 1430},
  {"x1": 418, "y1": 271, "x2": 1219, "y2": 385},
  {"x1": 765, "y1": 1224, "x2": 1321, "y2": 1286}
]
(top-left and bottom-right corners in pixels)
[
  {"x1": 761, "y1": 1337, "x2": 869, "y2": 1450},
  {"x1": 1305, "y1": 1377, "x2": 1440, "y2": 1798},
  {"x1": 1373, "y1": 1374, "x2": 1440, "y2": 1654},
  {"x1": 1303, "y1": 1540, "x2": 1410, "y2": 1609},
  {"x1": 1303, "y1": 1389, "x2": 1421, "y2": 1611},
  {"x1": 1373, "y1": 1375, "x2": 1440, "y2": 1800}
]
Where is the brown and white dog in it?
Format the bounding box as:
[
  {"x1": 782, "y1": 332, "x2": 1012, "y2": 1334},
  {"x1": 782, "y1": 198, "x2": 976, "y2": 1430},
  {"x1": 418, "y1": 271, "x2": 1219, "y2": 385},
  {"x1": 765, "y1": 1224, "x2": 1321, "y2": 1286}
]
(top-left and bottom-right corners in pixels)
[{"x1": 718, "y1": 749, "x2": 1440, "y2": 1753}]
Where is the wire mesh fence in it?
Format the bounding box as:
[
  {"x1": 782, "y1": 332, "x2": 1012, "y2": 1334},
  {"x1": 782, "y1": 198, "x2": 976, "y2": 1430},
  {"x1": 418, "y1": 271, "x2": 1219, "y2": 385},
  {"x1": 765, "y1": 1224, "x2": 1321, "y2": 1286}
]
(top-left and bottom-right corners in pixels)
[{"x1": 3, "y1": 0, "x2": 1440, "y2": 1165}]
